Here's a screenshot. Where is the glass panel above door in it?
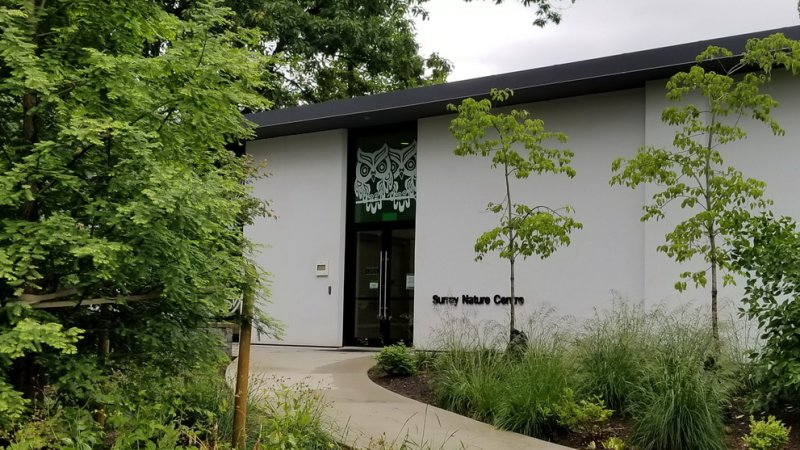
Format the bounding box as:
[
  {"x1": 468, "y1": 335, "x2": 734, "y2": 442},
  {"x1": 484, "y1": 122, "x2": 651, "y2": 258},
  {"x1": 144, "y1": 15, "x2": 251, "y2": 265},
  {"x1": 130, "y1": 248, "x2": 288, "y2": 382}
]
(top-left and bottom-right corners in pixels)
[{"x1": 352, "y1": 129, "x2": 416, "y2": 223}]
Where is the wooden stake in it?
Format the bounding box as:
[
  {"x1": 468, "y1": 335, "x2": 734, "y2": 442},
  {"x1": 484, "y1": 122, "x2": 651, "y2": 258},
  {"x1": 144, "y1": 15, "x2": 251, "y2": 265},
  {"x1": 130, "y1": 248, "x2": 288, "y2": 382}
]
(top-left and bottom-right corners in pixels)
[
  {"x1": 232, "y1": 281, "x2": 254, "y2": 449},
  {"x1": 95, "y1": 327, "x2": 109, "y2": 427}
]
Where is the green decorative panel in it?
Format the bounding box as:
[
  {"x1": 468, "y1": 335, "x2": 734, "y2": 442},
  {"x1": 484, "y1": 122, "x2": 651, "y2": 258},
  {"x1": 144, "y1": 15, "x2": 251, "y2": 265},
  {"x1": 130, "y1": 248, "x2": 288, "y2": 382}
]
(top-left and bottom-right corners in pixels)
[{"x1": 353, "y1": 131, "x2": 416, "y2": 223}]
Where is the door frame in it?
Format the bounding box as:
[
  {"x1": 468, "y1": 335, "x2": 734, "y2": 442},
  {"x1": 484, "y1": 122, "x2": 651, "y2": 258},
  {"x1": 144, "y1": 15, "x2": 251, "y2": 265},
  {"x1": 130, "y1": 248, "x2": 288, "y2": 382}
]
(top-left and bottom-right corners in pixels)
[{"x1": 343, "y1": 124, "x2": 416, "y2": 347}]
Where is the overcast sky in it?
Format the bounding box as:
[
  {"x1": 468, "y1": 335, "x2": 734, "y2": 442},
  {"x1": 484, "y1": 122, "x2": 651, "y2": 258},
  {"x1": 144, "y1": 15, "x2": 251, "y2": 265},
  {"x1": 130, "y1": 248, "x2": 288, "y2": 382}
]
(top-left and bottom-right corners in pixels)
[{"x1": 415, "y1": 0, "x2": 800, "y2": 81}]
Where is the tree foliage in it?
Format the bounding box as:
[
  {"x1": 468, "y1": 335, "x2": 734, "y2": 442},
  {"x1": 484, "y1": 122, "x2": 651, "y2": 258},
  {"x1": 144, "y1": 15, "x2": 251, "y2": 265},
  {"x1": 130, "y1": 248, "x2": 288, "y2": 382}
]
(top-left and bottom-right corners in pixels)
[
  {"x1": 218, "y1": 0, "x2": 576, "y2": 106},
  {"x1": 449, "y1": 88, "x2": 581, "y2": 337},
  {"x1": 610, "y1": 34, "x2": 800, "y2": 341},
  {"x1": 732, "y1": 213, "x2": 800, "y2": 411},
  {"x1": 467, "y1": 0, "x2": 577, "y2": 27},
  {"x1": 214, "y1": 0, "x2": 451, "y2": 106},
  {"x1": 0, "y1": 0, "x2": 275, "y2": 426}
]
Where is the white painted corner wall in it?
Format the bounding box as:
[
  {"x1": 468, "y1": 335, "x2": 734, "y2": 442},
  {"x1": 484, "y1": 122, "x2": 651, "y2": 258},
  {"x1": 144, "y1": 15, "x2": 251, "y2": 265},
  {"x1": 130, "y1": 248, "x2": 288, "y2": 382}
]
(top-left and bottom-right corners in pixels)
[{"x1": 245, "y1": 130, "x2": 347, "y2": 347}]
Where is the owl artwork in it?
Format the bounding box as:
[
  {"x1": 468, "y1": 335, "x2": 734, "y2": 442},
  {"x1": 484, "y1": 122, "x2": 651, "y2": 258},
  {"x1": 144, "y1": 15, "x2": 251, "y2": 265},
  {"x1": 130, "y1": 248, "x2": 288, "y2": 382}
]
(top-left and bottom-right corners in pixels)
[
  {"x1": 354, "y1": 145, "x2": 391, "y2": 213},
  {"x1": 388, "y1": 142, "x2": 416, "y2": 212}
]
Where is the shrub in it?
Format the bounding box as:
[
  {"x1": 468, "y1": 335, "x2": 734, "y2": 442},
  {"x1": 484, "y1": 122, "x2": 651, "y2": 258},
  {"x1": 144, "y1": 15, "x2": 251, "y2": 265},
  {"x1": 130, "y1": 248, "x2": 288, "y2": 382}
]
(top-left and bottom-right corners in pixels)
[
  {"x1": 732, "y1": 214, "x2": 800, "y2": 410},
  {"x1": 555, "y1": 389, "x2": 613, "y2": 438},
  {"x1": 375, "y1": 343, "x2": 416, "y2": 376},
  {"x1": 742, "y1": 415, "x2": 791, "y2": 450}
]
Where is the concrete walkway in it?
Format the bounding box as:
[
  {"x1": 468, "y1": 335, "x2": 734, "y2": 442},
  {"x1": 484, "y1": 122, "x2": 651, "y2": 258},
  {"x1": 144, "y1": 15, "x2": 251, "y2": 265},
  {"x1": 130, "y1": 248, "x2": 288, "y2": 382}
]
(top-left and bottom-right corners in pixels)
[{"x1": 236, "y1": 345, "x2": 570, "y2": 450}]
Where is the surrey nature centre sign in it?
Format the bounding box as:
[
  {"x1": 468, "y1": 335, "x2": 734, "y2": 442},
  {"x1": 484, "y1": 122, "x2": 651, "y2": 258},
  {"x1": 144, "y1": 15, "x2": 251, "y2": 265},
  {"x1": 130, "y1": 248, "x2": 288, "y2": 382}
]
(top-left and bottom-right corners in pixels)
[{"x1": 432, "y1": 294, "x2": 525, "y2": 306}]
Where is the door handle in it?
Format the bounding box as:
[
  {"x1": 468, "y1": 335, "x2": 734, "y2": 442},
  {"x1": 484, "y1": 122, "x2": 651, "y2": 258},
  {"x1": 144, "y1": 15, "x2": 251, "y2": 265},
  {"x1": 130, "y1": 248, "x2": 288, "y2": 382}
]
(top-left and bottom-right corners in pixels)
[
  {"x1": 382, "y1": 251, "x2": 390, "y2": 320},
  {"x1": 378, "y1": 251, "x2": 384, "y2": 319}
]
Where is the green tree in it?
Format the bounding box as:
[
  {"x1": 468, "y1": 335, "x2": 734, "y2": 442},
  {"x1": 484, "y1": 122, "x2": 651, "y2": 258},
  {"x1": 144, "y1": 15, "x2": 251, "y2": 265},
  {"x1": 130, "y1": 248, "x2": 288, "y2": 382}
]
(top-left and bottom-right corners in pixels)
[
  {"x1": 0, "y1": 0, "x2": 275, "y2": 421},
  {"x1": 610, "y1": 34, "x2": 800, "y2": 341},
  {"x1": 200, "y1": 0, "x2": 576, "y2": 107},
  {"x1": 448, "y1": 88, "x2": 581, "y2": 340},
  {"x1": 218, "y1": 0, "x2": 451, "y2": 106}
]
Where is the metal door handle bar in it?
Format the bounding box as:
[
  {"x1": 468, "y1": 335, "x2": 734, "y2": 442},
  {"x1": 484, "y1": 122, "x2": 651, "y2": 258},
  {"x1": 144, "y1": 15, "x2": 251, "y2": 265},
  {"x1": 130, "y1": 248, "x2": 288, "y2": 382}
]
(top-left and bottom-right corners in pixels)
[
  {"x1": 377, "y1": 251, "x2": 384, "y2": 319},
  {"x1": 383, "y1": 251, "x2": 390, "y2": 320}
]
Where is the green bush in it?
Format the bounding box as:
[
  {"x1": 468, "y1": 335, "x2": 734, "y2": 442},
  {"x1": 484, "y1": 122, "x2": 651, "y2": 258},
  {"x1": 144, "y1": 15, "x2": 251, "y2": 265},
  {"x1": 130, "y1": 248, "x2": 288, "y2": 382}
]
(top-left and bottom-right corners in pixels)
[
  {"x1": 375, "y1": 343, "x2": 416, "y2": 376},
  {"x1": 743, "y1": 415, "x2": 791, "y2": 450},
  {"x1": 555, "y1": 389, "x2": 613, "y2": 438}
]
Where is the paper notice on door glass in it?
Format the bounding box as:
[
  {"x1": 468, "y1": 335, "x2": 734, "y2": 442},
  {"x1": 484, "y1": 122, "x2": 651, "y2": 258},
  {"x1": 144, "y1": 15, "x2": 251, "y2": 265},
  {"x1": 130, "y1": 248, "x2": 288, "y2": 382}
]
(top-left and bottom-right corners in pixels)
[
  {"x1": 369, "y1": 281, "x2": 379, "y2": 290},
  {"x1": 406, "y1": 274, "x2": 414, "y2": 289}
]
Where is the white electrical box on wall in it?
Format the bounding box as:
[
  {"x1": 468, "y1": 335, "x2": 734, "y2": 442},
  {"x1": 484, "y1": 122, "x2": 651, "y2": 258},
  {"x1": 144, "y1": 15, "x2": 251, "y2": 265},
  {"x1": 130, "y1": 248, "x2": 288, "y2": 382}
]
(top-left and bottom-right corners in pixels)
[{"x1": 315, "y1": 260, "x2": 329, "y2": 277}]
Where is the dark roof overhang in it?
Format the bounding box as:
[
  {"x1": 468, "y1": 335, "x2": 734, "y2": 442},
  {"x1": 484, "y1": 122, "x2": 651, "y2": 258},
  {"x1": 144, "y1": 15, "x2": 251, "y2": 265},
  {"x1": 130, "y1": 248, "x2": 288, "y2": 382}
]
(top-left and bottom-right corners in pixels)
[{"x1": 246, "y1": 26, "x2": 800, "y2": 140}]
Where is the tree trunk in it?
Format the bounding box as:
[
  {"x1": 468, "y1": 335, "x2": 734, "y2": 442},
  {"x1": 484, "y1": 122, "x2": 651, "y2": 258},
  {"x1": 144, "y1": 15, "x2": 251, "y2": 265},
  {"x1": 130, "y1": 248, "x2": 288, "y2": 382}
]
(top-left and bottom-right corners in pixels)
[
  {"x1": 233, "y1": 283, "x2": 254, "y2": 449},
  {"x1": 504, "y1": 160, "x2": 516, "y2": 339},
  {"x1": 705, "y1": 112, "x2": 720, "y2": 343}
]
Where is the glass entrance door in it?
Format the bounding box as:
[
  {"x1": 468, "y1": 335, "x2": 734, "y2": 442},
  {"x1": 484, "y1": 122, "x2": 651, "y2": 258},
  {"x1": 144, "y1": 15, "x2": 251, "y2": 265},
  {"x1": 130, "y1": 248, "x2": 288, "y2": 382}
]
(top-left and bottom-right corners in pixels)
[
  {"x1": 345, "y1": 125, "x2": 416, "y2": 346},
  {"x1": 351, "y1": 228, "x2": 414, "y2": 346}
]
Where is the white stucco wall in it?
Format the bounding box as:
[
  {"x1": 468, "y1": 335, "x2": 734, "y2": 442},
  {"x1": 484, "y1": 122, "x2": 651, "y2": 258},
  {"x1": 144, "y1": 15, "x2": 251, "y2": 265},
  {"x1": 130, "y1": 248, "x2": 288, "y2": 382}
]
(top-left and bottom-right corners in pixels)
[
  {"x1": 641, "y1": 71, "x2": 800, "y2": 312},
  {"x1": 246, "y1": 130, "x2": 348, "y2": 346},
  {"x1": 414, "y1": 89, "x2": 647, "y2": 348}
]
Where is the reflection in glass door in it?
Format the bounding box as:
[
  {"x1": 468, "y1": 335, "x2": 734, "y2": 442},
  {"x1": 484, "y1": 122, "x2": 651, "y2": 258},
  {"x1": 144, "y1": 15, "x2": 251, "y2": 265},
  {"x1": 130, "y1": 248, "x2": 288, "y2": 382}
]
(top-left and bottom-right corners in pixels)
[{"x1": 351, "y1": 229, "x2": 414, "y2": 346}]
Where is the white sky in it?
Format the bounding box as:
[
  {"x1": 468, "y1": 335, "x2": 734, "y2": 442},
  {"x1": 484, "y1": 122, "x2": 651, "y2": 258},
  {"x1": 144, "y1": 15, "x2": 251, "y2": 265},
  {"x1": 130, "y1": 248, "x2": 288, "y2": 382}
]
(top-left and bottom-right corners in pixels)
[{"x1": 415, "y1": 0, "x2": 800, "y2": 81}]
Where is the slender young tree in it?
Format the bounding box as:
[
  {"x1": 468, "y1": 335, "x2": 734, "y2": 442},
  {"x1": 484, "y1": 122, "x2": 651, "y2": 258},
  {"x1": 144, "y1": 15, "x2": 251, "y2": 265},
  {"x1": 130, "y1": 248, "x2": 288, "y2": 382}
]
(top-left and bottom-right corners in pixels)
[
  {"x1": 449, "y1": 88, "x2": 581, "y2": 340},
  {"x1": 610, "y1": 34, "x2": 800, "y2": 342}
]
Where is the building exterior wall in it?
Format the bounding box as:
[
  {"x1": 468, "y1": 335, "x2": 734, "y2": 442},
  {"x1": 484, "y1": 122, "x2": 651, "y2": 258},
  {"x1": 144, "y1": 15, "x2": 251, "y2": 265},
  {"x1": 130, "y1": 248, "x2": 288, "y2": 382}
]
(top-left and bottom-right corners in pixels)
[
  {"x1": 246, "y1": 130, "x2": 348, "y2": 346},
  {"x1": 246, "y1": 70, "x2": 800, "y2": 349},
  {"x1": 414, "y1": 89, "x2": 647, "y2": 348},
  {"x1": 641, "y1": 71, "x2": 800, "y2": 308}
]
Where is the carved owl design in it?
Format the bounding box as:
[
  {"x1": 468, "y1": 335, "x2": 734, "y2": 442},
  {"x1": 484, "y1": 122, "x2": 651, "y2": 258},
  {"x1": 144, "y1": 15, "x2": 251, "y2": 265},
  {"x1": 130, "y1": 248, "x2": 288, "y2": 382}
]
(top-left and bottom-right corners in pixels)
[
  {"x1": 354, "y1": 145, "x2": 391, "y2": 213},
  {"x1": 389, "y1": 141, "x2": 416, "y2": 211}
]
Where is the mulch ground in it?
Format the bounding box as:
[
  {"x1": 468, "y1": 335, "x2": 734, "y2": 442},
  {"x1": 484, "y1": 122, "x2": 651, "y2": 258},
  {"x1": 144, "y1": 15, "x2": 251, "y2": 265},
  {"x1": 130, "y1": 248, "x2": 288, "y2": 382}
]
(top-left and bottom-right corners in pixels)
[{"x1": 367, "y1": 368, "x2": 800, "y2": 449}]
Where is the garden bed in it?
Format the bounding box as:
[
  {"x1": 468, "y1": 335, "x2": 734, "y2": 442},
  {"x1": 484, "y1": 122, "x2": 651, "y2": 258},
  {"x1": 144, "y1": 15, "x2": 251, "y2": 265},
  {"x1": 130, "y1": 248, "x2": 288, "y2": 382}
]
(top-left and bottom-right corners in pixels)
[
  {"x1": 369, "y1": 368, "x2": 800, "y2": 449},
  {"x1": 367, "y1": 303, "x2": 800, "y2": 450}
]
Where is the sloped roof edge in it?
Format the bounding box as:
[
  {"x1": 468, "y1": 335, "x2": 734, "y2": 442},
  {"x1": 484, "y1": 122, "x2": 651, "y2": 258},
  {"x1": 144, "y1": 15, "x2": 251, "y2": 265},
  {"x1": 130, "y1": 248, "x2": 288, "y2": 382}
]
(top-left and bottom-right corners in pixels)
[{"x1": 247, "y1": 26, "x2": 800, "y2": 139}]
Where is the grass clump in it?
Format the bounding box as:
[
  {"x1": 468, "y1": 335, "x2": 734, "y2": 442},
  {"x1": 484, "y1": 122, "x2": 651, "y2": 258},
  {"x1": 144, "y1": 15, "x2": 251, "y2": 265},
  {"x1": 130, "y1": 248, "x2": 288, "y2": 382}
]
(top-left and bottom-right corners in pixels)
[{"x1": 576, "y1": 302, "x2": 653, "y2": 411}]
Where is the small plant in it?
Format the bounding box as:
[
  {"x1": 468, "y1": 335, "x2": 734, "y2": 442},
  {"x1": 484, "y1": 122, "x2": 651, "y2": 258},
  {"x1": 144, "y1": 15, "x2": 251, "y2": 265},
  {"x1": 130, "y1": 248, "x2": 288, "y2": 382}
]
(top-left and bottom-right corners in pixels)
[
  {"x1": 743, "y1": 415, "x2": 790, "y2": 450},
  {"x1": 375, "y1": 343, "x2": 417, "y2": 376},
  {"x1": 555, "y1": 389, "x2": 612, "y2": 438},
  {"x1": 589, "y1": 437, "x2": 626, "y2": 450}
]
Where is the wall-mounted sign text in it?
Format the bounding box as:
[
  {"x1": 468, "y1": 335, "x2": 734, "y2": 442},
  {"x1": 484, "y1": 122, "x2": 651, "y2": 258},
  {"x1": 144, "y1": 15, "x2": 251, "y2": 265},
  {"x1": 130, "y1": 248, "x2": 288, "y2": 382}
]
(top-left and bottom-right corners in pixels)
[{"x1": 432, "y1": 294, "x2": 524, "y2": 306}]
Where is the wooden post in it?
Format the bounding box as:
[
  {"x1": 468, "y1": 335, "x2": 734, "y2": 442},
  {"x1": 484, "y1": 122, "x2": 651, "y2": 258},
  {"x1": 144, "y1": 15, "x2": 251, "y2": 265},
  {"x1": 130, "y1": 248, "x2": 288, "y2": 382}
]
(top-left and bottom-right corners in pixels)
[
  {"x1": 95, "y1": 327, "x2": 109, "y2": 427},
  {"x1": 232, "y1": 281, "x2": 254, "y2": 449}
]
